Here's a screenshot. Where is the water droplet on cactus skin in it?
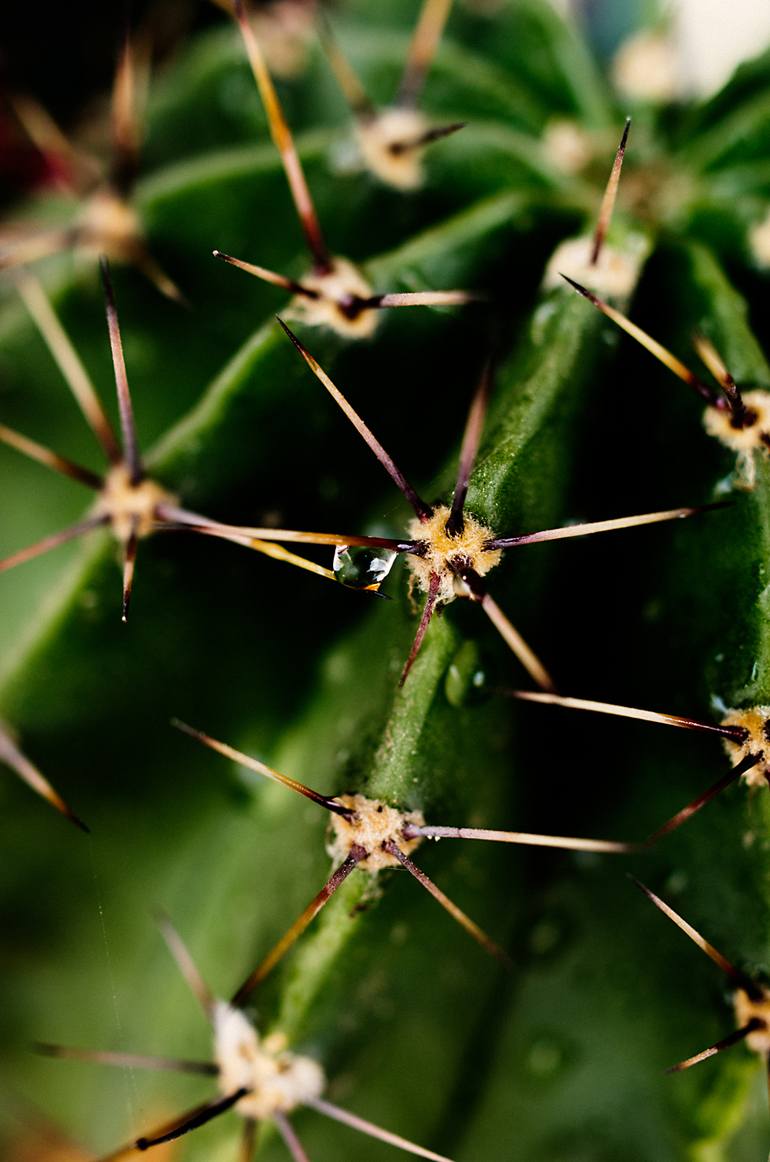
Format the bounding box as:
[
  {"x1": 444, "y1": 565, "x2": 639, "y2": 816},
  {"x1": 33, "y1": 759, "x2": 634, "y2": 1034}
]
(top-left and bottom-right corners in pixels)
[{"x1": 333, "y1": 545, "x2": 397, "y2": 591}]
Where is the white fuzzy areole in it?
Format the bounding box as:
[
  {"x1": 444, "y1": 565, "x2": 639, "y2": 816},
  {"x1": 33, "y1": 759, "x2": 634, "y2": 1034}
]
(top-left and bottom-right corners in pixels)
[
  {"x1": 252, "y1": 0, "x2": 315, "y2": 78},
  {"x1": 543, "y1": 235, "x2": 639, "y2": 300},
  {"x1": 406, "y1": 504, "x2": 501, "y2": 605},
  {"x1": 734, "y1": 986, "x2": 770, "y2": 1053},
  {"x1": 674, "y1": 0, "x2": 770, "y2": 99},
  {"x1": 289, "y1": 256, "x2": 379, "y2": 339},
  {"x1": 611, "y1": 30, "x2": 681, "y2": 103},
  {"x1": 214, "y1": 1002, "x2": 325, "y2": 1121},
  {"x1": 543, "y1": 119, "x2": 594, "y2": 176},
  {"x1": 703, "y1": 392, "x2": 770, "y2": 490},
  {"x1": 326, "y1": 792, "x2": 425, "y2": 872},
  {"x1": 94, "y1": 464, "x2": 176, "y2": 543},
  {"x1": 77, "y1": 188, "x2": 144, "y2": 261},
  {"x1": 721, "y1": 706, "x2": 770, "y2": 788},
  {"x1": 356, "y1": 107, "x2": 430, "y2": 191},
  {"x1": 749, "y1": 209, "x2": 770, "y2": 268}
]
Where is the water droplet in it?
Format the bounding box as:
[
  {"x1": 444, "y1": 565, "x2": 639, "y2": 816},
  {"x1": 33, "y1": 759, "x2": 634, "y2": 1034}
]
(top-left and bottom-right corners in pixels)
[
  {"x1": 333, "y1": 545, "x2": 396, "y2": 592},
  {"x1": 444, "y1": 640, "x2": 488, "y2": 707}
]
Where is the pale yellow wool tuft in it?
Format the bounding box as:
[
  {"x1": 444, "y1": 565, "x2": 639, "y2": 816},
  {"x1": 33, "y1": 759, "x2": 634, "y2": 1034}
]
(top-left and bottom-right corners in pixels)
[
  {"x1": 251, "y1": 0, "x2": 315, "y2": 78},
  {"x1": 326, "y1": 792, "x2": 424, "y2": 872},
  {"x1": 289, "y1": 256, "x2": 379, "y2": 338},
  {"x1": 734, "y1": 986, "x2": 770, "y2": 1053},
  {"x1": 611, "y1": 30, "x2": 681, "y2": 103},
  {"x1": 406, "y1": 504, "x2": 501, "y2": 605},
  {"x1": 214, "y1": 1001, "x2": 325, "y2": 1121},
  {"x1": 356, "y1": 107, "x2": 430, "y2": 191},
  {"x1": 543, "y1": 119, "x2": 593, "y2": 176},
  {"x1": 95, "y1": 464, "x2": 175, "y2": 543},
  {"x1": 703, "y1": 392, "x2": 770, "y2": 489},
  {"x1": 77, "y1": 189, "x2": 144, "y2": 260},
  {"x1": 543, "y1": 236, "x2": 639, "y2": 299},
  {"x1": 749, "y1": 208, "x2": 770, "y2": 268},
  {"x1": 720, "y1": 706, "x2": 770, "y2": 788}
]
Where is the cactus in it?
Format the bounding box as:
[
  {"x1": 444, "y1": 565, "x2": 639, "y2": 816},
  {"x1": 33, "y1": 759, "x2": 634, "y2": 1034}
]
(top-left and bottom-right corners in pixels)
[{"x1": 3, "y1": 2, "x2": 770, "y2": 1159}]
